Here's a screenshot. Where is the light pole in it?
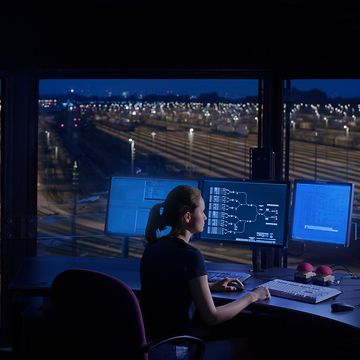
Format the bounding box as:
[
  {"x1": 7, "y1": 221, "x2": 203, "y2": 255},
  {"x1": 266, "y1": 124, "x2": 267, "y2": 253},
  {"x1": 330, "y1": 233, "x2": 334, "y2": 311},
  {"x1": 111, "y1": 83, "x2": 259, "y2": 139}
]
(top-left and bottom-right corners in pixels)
[
  {"x1": 290, "y1": 121, "x2": 296, "y2": 172},
  {"x1": 45, "y1": 130, "x2": 50, "y2": 147},
  {"x1": 314, "y1": 131, "x2": 318, "y2": 180},
  {"x1": 188, "y1": 128, "x2": 194, "y2": 176},
  {"x1": 291, "y1": 120, "x2": 296, "y2": 131},
  {"x1": 129, "y1": 138, "x2": 135, "y2": 175},
  {"x1": 254, "y1": 116, "x2": 258, "y2": 132},
  {"x1": 151, "y1": 131, "x2": 156, "y2": 152},
  {"x1": 244, "y1": 136, "x2": 249, "y2": 178},
  {"x1": 71, "y1": 160, "x2": 79, "y2": 254},
  {"x1": 343, "y1": 126, "x2": 349, "y2": 180}
]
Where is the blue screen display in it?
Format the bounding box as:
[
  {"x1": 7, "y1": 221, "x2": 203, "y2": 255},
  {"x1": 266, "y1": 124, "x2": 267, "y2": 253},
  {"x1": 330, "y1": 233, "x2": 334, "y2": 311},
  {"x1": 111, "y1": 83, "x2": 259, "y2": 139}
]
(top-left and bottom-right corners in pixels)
[
  {"x1": 291, "y1": 181, "x2": 354, "y2": 246},
  {"x1": 105, "y1": 177, "x2": 199, "y2": 236},
  {"x1": 200, "y1": 179, "x2": 290, "y2": 247}
]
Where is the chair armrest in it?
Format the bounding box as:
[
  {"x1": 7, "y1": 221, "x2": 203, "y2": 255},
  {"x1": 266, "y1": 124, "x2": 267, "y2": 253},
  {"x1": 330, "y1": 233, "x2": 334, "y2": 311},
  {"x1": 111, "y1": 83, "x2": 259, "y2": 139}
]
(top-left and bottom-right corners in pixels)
[
  {"x1": 146, "y1": 335, "x2": 205, "y2": 359},
  {"x1": 148, "y1": 335, "x2": 204, "y2": 349}
]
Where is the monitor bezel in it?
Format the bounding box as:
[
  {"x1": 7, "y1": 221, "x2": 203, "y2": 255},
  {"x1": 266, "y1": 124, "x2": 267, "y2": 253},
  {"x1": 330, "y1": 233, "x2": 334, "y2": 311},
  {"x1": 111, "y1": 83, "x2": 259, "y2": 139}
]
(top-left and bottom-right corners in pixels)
[
  {"x1": 289, "y1": 179, "x2": 355, "y2": 248},
  {"x1": 104, "y1": 175, "x2": 200, "y2": 237},
  {"x1": 198, "y1": 178, "x2": 291, "y2": 248}
]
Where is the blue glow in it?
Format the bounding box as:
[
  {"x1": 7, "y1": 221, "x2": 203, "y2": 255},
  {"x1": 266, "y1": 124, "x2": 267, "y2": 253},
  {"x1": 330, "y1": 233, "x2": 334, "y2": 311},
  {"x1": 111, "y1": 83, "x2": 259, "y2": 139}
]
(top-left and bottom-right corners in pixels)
[
  {"x1": 291, "y1": 181, "x2": 354, "y2": 246},
  {"x1": 200, "y1": 179, "x2": 290, "y2": 247},
  {"x1": 105, "y1": 177, "x2": 199, "y2": 236}
]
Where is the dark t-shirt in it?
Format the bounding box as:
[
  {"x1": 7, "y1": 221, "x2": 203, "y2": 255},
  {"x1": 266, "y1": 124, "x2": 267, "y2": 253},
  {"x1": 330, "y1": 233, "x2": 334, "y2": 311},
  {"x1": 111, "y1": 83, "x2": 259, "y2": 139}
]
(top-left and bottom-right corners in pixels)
[{"x1": 140, "y1": 236, "x2": 207, "y2": 340}]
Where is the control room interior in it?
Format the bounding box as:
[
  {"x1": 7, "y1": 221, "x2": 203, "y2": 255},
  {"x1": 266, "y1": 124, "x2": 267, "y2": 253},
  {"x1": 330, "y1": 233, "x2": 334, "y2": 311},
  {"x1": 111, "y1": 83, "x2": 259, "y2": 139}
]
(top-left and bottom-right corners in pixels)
[{"x1": 1, "y1": 1, "x2": 360, "y2": 359}]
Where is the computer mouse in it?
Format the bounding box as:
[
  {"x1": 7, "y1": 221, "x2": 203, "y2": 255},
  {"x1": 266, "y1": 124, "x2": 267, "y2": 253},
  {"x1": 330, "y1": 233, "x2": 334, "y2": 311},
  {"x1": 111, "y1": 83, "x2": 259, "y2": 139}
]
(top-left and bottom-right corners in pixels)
[
  {"x1": 228, "y1": 282, "x2": 244, "y2": 291},
  {"x1": 331, "y1": 302, "x2": 355, "y2": 313}
]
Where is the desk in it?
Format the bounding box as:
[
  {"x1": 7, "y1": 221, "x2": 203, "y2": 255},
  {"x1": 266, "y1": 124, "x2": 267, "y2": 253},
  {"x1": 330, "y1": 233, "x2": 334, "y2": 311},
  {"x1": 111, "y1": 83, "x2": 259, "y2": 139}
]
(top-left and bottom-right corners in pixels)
[{"x1": 10, "y1": 255, "x2": 360, "y2": 332}]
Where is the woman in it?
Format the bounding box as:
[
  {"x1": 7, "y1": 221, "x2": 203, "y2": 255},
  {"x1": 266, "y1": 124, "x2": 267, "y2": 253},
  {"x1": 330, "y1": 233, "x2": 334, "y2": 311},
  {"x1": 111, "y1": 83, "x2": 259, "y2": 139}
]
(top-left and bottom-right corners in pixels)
[{"x1": 140, "y1": 185, "x2": 270, "y2": 343}]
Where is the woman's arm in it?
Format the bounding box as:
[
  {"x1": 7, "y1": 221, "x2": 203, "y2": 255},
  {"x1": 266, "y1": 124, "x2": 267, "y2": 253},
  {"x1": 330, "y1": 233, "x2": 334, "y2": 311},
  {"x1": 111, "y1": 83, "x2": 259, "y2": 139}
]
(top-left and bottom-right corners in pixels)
[
  {"x1": 208, "y1": 277, "x2": 244, "y2": 292},
  {"x1": 190, "y1": 275, "x2": 270, "y2": 326}
]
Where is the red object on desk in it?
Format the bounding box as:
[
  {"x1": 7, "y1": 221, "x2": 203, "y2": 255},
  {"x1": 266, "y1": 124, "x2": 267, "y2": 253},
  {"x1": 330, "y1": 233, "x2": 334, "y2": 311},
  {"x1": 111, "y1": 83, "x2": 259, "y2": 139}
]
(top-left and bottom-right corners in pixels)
[
  {"x1": 297, "y1": 262, "x2": 314, "y2": 272},
  {"x1": 313, "y1": 265, "x2": 335, "y2": 286},
  {"x1": 315, "y1": 265, "x2": 333, "y2": 275}
]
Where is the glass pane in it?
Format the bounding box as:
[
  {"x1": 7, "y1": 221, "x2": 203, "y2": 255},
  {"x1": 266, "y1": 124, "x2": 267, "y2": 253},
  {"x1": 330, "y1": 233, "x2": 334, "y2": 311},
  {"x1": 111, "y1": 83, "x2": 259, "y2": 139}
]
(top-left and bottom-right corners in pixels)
[
  {"x1": 38, "y1": 79, "x2": 259, "y2": 262},
  {"x1": 0, "y1": 80, "x2": 1, "y2": 236},
  {"x1": 0, "y1": 80, "x2": 1, "y2": 258},
  {"x1": 286, "y1": 79, "x2": 360, "y2": 273}
]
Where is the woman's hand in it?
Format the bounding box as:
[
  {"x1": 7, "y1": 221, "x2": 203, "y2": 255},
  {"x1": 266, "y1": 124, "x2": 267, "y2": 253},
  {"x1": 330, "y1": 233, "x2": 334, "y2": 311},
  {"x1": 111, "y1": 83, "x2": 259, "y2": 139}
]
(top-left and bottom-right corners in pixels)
[
  {"x1": 208, "y1": 277, "x2": 244, "y2": 292},
  {"x1": 249, "y1": 286, "x2": 271, "y2": 301}
]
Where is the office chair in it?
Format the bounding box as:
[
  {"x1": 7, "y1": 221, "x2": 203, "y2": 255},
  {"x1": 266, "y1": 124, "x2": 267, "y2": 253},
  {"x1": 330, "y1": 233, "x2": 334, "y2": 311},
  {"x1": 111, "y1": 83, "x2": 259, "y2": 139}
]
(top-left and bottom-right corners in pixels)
[{"x1": 49, "y1": 269, "x2": 204, "y2": 360}]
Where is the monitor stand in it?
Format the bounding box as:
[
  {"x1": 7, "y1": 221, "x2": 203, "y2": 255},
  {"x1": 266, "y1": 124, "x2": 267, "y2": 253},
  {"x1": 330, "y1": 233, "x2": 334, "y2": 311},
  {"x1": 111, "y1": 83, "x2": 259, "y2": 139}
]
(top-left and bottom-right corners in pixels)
[
  {"x1": 251, "y1": 245, "x2": 263, "y2": 272},
  {"x1": 274, "y1": 247, "x2": 288, "y2": 268},
  {"x1": 251, "y1": 246, "x2": 287, "y2": 272}
]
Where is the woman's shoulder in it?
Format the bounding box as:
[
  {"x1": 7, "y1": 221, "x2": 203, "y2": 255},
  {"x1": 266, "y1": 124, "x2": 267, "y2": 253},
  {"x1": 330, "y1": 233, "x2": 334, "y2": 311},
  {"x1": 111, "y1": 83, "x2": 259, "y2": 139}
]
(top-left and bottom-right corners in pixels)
[
  {"x1": 178, "y1": 240, "x2": 204, "y2": 259},
  {"x1": 146, "y1": 235, "x2": 202, "y2": 255}
]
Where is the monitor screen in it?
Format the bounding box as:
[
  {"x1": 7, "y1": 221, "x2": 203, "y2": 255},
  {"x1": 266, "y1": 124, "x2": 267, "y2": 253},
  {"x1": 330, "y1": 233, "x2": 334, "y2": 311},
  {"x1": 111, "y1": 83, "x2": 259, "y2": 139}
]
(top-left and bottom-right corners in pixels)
[
  {"x1": 105, "y1": 177, "x2": 199, "y2": 237},
  {"x1": 290, "y1": 180, "x2": 354, "y2": 247},
  {"x1": 200, "y1": 179, "x2": 290, "y2": 247}
]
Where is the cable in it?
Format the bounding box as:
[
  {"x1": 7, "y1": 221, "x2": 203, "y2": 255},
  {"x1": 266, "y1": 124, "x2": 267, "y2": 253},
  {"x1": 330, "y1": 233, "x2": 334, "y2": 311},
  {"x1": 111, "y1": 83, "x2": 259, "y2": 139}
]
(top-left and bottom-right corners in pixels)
[{"x1": 330, "y1": 263, "x2": 360, "y2": 279}]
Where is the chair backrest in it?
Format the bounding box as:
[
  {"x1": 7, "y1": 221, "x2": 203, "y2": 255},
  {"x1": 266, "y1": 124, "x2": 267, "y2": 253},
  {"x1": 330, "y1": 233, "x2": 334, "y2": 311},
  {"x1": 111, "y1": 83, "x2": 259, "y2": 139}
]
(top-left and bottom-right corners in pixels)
[{"x1": 50, "y1": 269, "x2": 148, "y2": 360}]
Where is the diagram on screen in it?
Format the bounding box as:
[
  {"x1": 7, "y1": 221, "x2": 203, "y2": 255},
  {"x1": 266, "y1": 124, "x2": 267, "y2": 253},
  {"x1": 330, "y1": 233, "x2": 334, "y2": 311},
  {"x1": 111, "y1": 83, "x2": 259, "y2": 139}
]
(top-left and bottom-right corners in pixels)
[{"x1": 207, "y1": 186, "x2": 279, "y2": 236}]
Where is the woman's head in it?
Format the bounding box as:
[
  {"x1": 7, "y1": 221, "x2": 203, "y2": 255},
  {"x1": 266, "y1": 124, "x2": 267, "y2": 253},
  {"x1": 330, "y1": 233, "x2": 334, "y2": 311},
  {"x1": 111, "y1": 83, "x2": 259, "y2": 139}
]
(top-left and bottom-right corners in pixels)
[{"x1": 145, "y1": 185, "x2": 206, "y2": 243}]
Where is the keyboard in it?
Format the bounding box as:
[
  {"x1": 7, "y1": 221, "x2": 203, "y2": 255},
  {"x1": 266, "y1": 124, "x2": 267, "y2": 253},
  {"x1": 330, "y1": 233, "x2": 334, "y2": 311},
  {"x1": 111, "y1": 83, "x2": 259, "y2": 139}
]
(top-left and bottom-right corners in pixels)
[
  {"x1": 207, "y1": 270, "x2": 252, "y2": 283},
  {"x1": 260, "y1": 278, "x2": 342, "y2": 304}
]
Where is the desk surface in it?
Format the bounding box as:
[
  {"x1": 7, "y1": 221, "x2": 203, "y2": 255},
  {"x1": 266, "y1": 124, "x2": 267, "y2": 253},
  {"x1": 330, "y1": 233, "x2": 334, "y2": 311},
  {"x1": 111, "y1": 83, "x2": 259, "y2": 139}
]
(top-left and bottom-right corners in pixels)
[{"x1": 10, "y1": 255, "x2": 360, "y2": 332}]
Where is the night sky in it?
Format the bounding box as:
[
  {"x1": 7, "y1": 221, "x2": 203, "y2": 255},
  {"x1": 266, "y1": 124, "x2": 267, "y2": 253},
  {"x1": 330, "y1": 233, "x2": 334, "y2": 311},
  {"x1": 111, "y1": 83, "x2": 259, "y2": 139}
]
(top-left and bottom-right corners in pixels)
[
  {"x1": 39, "y1": 79, "x2": 360, "y2": 99},
  {"x1": 293, "y1": 80, "x2": 360, "y2": 98},
  {"x1": 39, "y1": 79, "x2": 258, "y2": 99}
]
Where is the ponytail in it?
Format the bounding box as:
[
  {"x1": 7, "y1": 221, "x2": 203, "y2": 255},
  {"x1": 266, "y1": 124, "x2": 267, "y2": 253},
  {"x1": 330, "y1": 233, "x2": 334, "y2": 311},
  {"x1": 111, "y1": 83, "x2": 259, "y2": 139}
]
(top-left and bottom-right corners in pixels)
[
  {"x1": 145, "y1": 185, "x2": 201, "y2": 243},
  {"x1": 145, "y1": 202, "x2": 165, "y2": 244}
]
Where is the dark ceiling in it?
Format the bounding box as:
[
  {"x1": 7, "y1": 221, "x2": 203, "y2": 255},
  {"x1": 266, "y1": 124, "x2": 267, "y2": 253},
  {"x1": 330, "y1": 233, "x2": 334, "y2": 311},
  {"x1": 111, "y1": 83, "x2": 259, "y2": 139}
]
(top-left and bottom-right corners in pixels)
[{"x1": 1, "y1": 1, "x2": 360, "y2": 75}]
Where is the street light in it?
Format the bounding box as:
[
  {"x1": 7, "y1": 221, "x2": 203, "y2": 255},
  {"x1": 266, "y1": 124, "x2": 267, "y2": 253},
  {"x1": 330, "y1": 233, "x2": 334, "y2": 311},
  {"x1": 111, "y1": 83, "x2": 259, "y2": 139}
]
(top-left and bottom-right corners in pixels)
[
  {"x1": 128, "y1": 138, "x2": 135, "y2": 175},
  {"x1": 188, "y1": 129, "x2": 194, "y2": 175},
  {"x1": 71, "y1": 160, "x2": 79, "y2": 254},
  {"x1": 45, "y1": 130, "x2": 50, "y2": 147},
  {"x1": 151, "y1": 131, "x2": 156, "y2": 152},
  {"x1": 324, "y1": 117, "x2": 328, "y2": 128},
  {"x1": 314, "y1": 131, "x2": 318, "y2": 180},
  {"x1": 343, "y1": 126, "x2": 349, "y2": 180}
]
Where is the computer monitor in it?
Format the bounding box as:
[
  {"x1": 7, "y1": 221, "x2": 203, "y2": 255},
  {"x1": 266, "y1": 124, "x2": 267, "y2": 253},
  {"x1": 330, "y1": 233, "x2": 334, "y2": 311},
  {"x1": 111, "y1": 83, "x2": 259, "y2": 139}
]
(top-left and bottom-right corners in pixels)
[
  {"x1": 105, "y1": 176, "x2": 199, "y2": 237},
  {"x1": 290, "y1": 180, "x2": 354, "y2": 247},
  {"x1": 199, "y1": 178, "x2": 290, "y2": 247}
]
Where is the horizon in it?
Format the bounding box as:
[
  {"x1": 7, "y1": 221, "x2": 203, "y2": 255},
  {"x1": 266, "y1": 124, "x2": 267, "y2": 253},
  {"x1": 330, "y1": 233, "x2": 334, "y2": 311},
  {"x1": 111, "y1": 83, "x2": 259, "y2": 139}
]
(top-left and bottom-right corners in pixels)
[
  {"x1": 39, "y1": 79, "x2": 258, "y2": 99},
  {"x1": 39, "y1": 79, "x2": 360, "y2": 100}
]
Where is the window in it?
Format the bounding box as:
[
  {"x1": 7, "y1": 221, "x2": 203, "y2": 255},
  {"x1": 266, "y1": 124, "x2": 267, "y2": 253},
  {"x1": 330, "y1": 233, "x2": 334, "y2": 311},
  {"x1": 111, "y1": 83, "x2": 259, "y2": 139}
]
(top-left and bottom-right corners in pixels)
[
  {"x1": 284, "y1": 79, "x2": 360, "y2": 273},
  {"x1": 0, "y1": 78, "x2": 2, "y2": 288},
  {"x1": 38, "y1": 78, "x2": 260, "y2": 262}
]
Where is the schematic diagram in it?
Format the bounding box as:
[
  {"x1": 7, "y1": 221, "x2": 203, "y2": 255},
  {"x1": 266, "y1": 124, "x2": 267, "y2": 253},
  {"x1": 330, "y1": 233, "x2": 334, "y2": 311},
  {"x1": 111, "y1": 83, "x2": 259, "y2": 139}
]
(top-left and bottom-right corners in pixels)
[{"x1": 206, "y1": 186, "x2": 280, "y2": 242}]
